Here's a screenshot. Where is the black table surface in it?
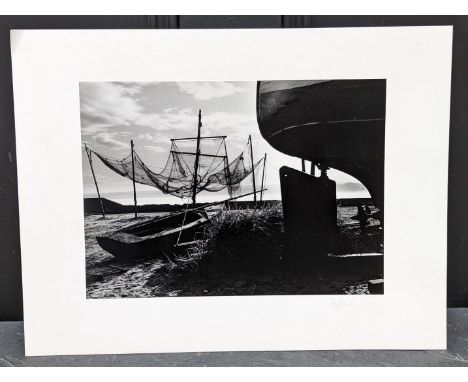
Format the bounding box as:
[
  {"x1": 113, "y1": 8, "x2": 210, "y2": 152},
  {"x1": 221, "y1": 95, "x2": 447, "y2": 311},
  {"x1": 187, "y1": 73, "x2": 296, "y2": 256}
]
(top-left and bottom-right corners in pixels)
[{"x1": 0, "y1": 308, "x2": 467, "y2": 367}]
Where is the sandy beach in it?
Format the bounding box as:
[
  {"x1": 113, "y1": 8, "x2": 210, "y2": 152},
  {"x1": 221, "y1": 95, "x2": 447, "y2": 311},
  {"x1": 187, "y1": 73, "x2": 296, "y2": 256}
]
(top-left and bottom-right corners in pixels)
[{"x1": 85, "y1": 205, "x2": 383, "y2": 298}]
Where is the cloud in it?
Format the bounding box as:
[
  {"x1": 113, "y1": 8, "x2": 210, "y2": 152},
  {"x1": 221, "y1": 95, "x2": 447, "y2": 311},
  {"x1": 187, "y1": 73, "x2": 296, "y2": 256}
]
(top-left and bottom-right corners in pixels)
[
  {"x1": 110, "y1": 82, "x2": 150, "y2": 95},
  {"x1": 176, "y1": 82, "x2": 245, "y2": 101},
  {"x1": 80, "y1": 82, "x2": 146, "y2": 134},
  {"x1": 143, "y1": 145, "x2": 167, "y2": 154},
  {"x1": 80, "y1": 82, "x2": 257, "y2": 157},
  {"x1": 148, "y1": 109, "x2": 257, "y2": 149},
  {"x1": 200, "y1": 111, "x2": 258, "y2": 139},
  {"x1": 137, "y1": 133, "x2": 155, "y2": 141},
  {"x1": 93, "y1": 132, "x2": 129, "y2": 150},
  {"x1": 137, "y1": 134, "x2": 167, "y2": 150},
  {"x1": 80, "y1": 82, "x2": 202, "y2": 136},
  {"x1": 143, "y1": 108, "x2": 199, "y2": 132}
]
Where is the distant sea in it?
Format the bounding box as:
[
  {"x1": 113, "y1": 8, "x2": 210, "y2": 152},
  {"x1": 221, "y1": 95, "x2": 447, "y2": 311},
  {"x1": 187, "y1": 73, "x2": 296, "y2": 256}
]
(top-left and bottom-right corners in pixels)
[{"x1": 84, "y1": 189, "x2": 371, "y2": 206}]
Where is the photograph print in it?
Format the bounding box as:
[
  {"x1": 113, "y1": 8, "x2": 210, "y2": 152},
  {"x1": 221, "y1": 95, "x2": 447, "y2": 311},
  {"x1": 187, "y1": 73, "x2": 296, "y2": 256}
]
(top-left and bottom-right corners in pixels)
[{"x1": 81, "y1": 80, "x2": 385, "y2": 298}]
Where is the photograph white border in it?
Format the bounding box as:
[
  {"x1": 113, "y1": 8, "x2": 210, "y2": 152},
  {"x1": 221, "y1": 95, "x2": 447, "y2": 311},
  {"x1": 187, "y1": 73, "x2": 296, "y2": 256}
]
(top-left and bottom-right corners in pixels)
[{"x1": 11, "y1": 27, "x2": 452, "y2": 355}]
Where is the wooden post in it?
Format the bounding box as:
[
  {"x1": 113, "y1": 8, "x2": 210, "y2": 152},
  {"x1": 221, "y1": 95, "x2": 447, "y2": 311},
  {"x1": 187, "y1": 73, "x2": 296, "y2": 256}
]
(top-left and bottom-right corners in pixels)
[
  {"x1": 192, "y1": 109, "x2": 202, "y2": 206},
  {"x1": 131, "y1": 140, "x2": 137, "y2": 218},
  {"x1": 249, "y1": 135, "x2": 257, "y2": 204},
  {"x1": 223, "y1": 137, "x2": 232, "y2": 198},
  {"x1": 260, "y1": 153, "x2": 267, "y2": 203},
  {"x1": 310, "y1": 161, "x2": 316, "y2": 177},
  {"x1": 85, "y1": 144, "x2": 105, "y2": 218}
]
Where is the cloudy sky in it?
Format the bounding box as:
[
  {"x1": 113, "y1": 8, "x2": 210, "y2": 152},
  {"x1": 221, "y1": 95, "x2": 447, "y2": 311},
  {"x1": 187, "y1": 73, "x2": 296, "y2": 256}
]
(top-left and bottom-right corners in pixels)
[{"x1": 80, "y1": 81, "x2": 368, "y2": 205}]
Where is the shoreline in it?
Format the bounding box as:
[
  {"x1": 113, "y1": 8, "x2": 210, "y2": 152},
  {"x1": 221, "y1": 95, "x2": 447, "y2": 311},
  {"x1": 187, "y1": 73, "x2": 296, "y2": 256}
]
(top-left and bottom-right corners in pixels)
[{"x1": 84, "y1": 197, "x2": 374, "y2": 215}]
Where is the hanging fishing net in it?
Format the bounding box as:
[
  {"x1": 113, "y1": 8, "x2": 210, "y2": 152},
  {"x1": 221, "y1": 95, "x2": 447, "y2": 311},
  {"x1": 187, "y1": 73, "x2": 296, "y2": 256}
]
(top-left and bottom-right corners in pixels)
[{"x1": 88, "y1": 136, "x2": 263, "y2": 199}]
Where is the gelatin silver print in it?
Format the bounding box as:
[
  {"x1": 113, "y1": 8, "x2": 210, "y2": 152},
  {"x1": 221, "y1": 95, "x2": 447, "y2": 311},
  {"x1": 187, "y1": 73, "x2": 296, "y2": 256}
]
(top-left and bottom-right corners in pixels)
[{"x1": 81, "y1": 80, "x2": 385, "y2": 298}]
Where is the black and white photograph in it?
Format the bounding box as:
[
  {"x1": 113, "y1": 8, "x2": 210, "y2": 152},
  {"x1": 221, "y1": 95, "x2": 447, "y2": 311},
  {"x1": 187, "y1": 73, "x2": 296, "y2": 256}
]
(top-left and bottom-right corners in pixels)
[
  {"x1": 10, "y1": 24, "x2": 452, "y2": 356},
  {"x1": 81, "y1": 80, "x2": 385, "y2": 298}
]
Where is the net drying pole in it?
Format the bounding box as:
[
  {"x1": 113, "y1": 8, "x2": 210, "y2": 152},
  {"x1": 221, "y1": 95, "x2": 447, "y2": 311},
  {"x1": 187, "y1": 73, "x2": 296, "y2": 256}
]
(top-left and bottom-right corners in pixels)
[
  {"x1": 248, "y1": 135, "x2": 257, "y2": 204},
  {"x1": 176, "y1": 201, "x2": 191, "y2": 246},
  {"x1": 223, "y1": 138, "x2": 233, "y2": 199},
  {"x1": 85, "y1": 144, "x2": 105, "y2": 218},
  {"x1": 192, "y1": 109, "x2": 202, "y2": 206},
  {"x1": 260, "y1": 153, "x2": 267, "y2": 203},
  {"x1": 310, "y1": 161, "x2": 316, "y2": 176},
  {"x1": 131, "y1": 140, "x2": 138, "y2": 218}
]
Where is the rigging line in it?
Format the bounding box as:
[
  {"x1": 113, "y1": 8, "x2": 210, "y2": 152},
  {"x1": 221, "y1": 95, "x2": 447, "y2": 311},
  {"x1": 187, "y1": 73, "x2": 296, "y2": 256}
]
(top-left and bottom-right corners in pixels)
[
  {"x1": 166, "y1": 155, "x2": 176, "y2": 188},
  {"x1": 200, "y1": 158, "x2": 229, "y2": 186},
  {"x1": 231, "y1": 156, "x2": 243, "y2": 173},
  {"x1": 172, "y1": 159, "x2": 191, "y2": 192},
  {"x1": 242, "y1": 139, "x2": 249, "y2": 155},
  {"x1": 210, "y1": 155, "x2": 227, "y2": 173},
  {"x1": 174, "y1": 158, "x2": 192, "y2": 190},
  {"x1": 173, "y1": 153, "x2": 192, "y2": 183},
  {"x1": 170, "y1": 136, "x2": 227, "y2": 141},
  {"x1": 171, "y1": 143, "x2": 192, "y2": 178},
  {"x1": 248, "y1": 158, "x2": 263, "y2": 174},
  {"x1": 172, "y1": 149, "x2": 193, "y2": 178},
  {"x1": 205, "y1": 162, "x2": 228, "y2": 186},
  {"x1": 203, "y1": 185, "x2": 229, "y2": 193},
  {"x1": 92, "y1": 149, "x2": 132, "y2": 163},
  {"x1": 177, "y1": 153, "x2": 194, "y2": 178},
  {"x1": 171, "y1": 153, "x2": 185, "y2": 179},
  {"x1": 196, "y1": 140, "x2": 224, "y2": 184},
  {"x1": 175, "y1": 199, "x2": 191, "y2": 246},
  {"x1": 203, "y1": 155, "x2": 250, "y2": 191},
  {"x1": 170, "y1": 151, "x2": 227, "y2": 159},
  {"x1": 160, "y1": 150, "x2": 175, "y2": 175},
  {"x1": 264, "y1": 158, "x2": 281, "y2": 172},
  {"x1": 172, "y1": 141, "x2": 195, "y2": 178}
]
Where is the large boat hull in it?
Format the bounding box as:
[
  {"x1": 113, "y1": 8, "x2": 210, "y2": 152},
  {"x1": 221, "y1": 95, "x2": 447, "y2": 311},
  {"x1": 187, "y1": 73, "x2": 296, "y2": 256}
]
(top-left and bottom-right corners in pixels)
[{"x1": 256, "y1": 80, "x2": 386, "y2": 212}]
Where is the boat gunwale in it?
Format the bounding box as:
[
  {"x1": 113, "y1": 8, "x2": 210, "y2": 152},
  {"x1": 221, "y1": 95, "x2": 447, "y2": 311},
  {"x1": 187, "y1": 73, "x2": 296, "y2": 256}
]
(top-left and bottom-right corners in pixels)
[{"x1": 98, "y1": 213, "x2": 211, "y2": 244}]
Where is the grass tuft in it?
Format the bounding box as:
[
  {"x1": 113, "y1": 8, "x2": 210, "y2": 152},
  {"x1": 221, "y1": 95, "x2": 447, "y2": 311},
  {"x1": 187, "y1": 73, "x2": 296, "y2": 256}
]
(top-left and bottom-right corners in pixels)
[{"x1": 171, "y1": 203, "x2": 285, "y2": 276}]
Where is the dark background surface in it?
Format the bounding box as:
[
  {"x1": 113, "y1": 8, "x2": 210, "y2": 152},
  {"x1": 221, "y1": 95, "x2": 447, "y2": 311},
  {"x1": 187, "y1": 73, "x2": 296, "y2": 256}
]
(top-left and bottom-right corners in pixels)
[
  {"x1": 1, "y1": 309, "x2": 468, "y2": 365},
  {"x1": 0, "y1": 16, "x2": 466, "y2": 320}
]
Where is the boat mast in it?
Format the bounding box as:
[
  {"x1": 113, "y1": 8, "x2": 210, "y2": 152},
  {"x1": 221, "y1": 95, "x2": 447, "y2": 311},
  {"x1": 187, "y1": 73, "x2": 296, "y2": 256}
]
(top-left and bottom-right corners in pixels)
[
  {"x1": 85, "y1": 144, "x2": 105, "y2": 218},
  {"x1": 249, "y1": 134, "x2": 257, "y2": 203},
  {"x1": 192, "y1": 109, "x2": 202, "y2": 206},
  {"x1": 131, "y1": 140, "x2": 137, "y2": 218},
  {"x1": 260, "y1": 153, "x2": 267, "y2": 203}
]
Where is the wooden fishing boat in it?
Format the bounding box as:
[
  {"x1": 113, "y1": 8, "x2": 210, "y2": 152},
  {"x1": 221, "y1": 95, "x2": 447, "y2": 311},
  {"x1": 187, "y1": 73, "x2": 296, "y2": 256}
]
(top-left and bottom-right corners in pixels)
[{"x1": 96, "y1": 210, "x2": 211, "y2": 261}]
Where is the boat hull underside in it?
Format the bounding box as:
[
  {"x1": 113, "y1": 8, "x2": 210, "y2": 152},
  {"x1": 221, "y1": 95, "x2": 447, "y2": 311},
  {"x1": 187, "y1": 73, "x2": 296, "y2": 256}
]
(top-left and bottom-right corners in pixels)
[
  {"x1": 257, "y1": 80, "x2": 386, "y2": 211},
  {"x1": 266, "y1": 120, "x2": 384, "y2": 210}
]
